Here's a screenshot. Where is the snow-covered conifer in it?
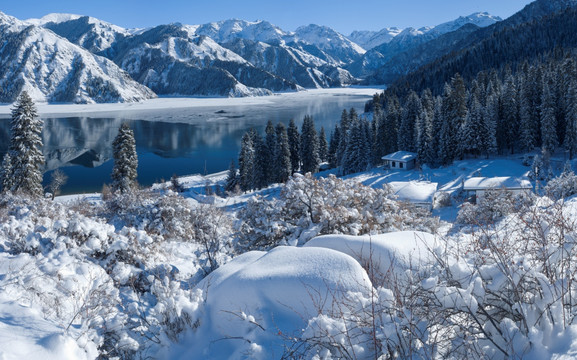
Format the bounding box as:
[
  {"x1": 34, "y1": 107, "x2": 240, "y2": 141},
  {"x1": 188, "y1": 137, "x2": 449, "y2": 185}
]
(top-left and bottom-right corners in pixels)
[
  {"x1": 287, "y1": 119, "x2": 301, "y2": 173},
  {"x1": 225, "y1": 159, "x2": 239, "y2": 193},
  {"x1": 318, "y1": 126, "x2": 328, "y2": 163},
  {"x1": 300, "y1": 115, "x2": 320, "y2": 174},
  {"x1": 274, "y1": 122, "x2": 292, "y2": 183},
  {"x1": 111, "y1": 123, "x2": 138, "y2": 193},
  {"x1": 238, "y1": 132, "x2": 255, "y2": 192},
  {"x1": 8, "y1": 91, "x2": 45, "y2": 197}
]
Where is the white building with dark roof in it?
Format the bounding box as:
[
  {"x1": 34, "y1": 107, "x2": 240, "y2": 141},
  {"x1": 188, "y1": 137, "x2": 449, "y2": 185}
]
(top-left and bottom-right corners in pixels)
[{"x1": 381, "y1": 151, "x2": 417, "y2": 170}]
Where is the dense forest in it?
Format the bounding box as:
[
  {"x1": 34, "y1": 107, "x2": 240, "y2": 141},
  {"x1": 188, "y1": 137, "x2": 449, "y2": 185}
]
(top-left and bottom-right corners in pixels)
[{"x1": 233, "y1": 50, "x2": 577, "y2": 188}]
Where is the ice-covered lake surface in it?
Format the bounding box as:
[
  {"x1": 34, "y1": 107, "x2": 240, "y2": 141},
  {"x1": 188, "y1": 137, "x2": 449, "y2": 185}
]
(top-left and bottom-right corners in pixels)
[{"x1": 0, "y1": 88, "x2": 382, "y2": 194}]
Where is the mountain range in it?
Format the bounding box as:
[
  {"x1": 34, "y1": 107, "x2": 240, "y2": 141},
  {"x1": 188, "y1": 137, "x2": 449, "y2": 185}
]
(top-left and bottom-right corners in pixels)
[{"x1": 1, "y1": 0, "x2": 572, "y2": 103}]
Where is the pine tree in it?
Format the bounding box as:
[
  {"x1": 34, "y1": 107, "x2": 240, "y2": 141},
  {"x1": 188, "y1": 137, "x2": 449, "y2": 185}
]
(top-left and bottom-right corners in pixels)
[
  {"x1": 336, "y1": 109, "x2": 351, "y2": 167},
  {"x1": 264, "y1": 120, "x2": 276, "y2": 184},
  {"x1": 342, "y1": 118, "x2": 369, "y2": 175},
  {"x1": 238, "y1": 132, "x2": 255, "y2": 192},
  {"x1": 287, "y1": 119, "x2": 300, "y2": 173},
  {"x1": 300, "y1": 115, "x2": 320, "y2": 174},
  {"x1": 439, "y1": 75, "x2": 467, "y2": 165},
  {"x1": 328, "y1": 126, "x2": 341, "y2": 169},
  {"x1": 398, "y1": 91, "x2": 421, "y2": 152},
  {"x1": 8, "y1": 91, "x2": 45, "y2": 197},
  {"x1": 501, "y1": 74, "x2": 520, "y2": 154},
  {"x1": 541, "y1": 76, "x2": 558, "y2": 154},
  {"x1": 318, "y1": 126, "x2": 328, "y2": 163},
  {"x1": 564, "y1": 79, "x2": 577, "y2": 158},
  {"x1": 225, "y1": 159, "x2": 239, "y2": 193},
  {"x1": 1, "y1": 152, "x2": 13, "y2": 193},
  {"x1": 274, "y1": 122, "x2": 292, "y2": 183},
  {"x1": 111, "y1": 123, "x2": 138, "y2": 193},
  {"x1": 460, "y1": 96, "x2": 483, "y2": 157},
  {"x1": 384, "y1": 95, "x2": 400, "y2": 155},
  {"x1": 250, "y1": 129, "x2": 268, "y2": 189}
]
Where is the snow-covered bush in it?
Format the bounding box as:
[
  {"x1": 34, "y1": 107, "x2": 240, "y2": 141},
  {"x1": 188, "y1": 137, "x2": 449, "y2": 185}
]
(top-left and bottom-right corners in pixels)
[
  {"x1": 457, "y1": 189, "x2": 534, "y2": 225},
  {"x1": 0, "y1": 192, "x2": 214, "y2": 358},
  {"x1": 236, "y1": 173, "x2": 438, "y2": 252},
  {"x1": 544, "y1": 169, "x2": 577, "y2": 199}
]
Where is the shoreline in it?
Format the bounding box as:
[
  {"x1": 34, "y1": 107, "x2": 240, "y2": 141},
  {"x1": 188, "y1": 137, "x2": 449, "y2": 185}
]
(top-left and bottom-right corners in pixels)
[{"x1": 0, "y1": 87, "x2": 383, "y2": 118}]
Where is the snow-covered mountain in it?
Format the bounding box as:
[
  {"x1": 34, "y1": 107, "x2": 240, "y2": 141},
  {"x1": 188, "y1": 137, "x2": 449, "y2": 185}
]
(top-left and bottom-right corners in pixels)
[
  {"x1": 0, "y1": 12, "x2": 155, "y2": 103},
  {"x1": 26, "y1": 13, "x2": 130, "y2": 53},
  {"x1": 292, "y1": 24, "x2": 365, "y2": 65},
  {"x1": 348, "y1": 12, "x2": 501, "y2": 79},
  {"x1": 37, "y1": 15, "x2": 358, "y2": 94},
  {"x1": 222, "y1": 38, "x2": 354, "y2": 88},
  {"x1": 195, "y1": 19, "x2": 286, "y2": 44},
  {"x1": 428, "y1": 12, "x2": 502, "y2": 36},
  {"x1": 348, "y1": 27, "x2": 402, "y2": 50},
  {"x1": 109, "y1": 24, "x2": 297, "y2": 97}
]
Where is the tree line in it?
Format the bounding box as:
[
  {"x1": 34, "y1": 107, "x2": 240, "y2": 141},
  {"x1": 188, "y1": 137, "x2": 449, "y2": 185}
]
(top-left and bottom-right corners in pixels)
[{"x1": 369, "y1": 55, "x2": 577, "y2": 167}]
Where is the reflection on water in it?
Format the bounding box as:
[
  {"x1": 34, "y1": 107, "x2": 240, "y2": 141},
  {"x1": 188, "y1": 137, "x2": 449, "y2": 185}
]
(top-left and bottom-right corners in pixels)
[{"x1": 0, "y1": 91, "x2": 375, "y2": 194}]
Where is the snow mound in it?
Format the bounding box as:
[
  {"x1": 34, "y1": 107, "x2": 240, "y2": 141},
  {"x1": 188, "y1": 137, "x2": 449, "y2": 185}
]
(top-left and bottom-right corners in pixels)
[
  {"x1": 304, "y1": 231, "x2": 439, "y2": 276},
  {"x1": 174, "y1": 246, "x2": 372, "y2": 359}
]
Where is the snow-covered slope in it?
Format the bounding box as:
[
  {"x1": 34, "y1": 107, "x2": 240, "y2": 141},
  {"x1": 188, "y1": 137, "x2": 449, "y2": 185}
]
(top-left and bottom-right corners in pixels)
[
  {"x1": 292, "y1": 24, "x2": 366, "y2": 65},
  {"x1": 195, "y1": 19, "x2": 286, "y2": 44},
  {"x1": 35, "y1": 14, "x2": 131, "y2": 53},
  {"x1": 110, "y1": 24, "x2": 297, "y2": 97},
  {"x1": 0, "y1": 12, "x2": 155, "y2": 103},
  {"x1": 348, "y1": 27, "x2": 402, "y2": 50},
  {"x1": 222, "y1": 38, "x2": 355, "y2": 88},
  {"x1": 348, "y1": 12, "x2": 501, "y2": 80}
]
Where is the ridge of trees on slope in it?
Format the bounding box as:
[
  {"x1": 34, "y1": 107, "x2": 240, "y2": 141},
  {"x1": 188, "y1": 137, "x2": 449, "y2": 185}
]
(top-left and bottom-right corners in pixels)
[
  {"x1": 385, "y1": 6, "x2": 577, "y2": 96},
  {"x1": 366, "y1": 54, "x2": 577, "y2": 169}
]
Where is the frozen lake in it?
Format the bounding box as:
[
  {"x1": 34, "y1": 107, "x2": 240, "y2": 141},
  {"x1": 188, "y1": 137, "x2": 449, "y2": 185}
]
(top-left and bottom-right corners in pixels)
[{"x1": 0, "y1": 88, "x2": 382, "y2": 194}]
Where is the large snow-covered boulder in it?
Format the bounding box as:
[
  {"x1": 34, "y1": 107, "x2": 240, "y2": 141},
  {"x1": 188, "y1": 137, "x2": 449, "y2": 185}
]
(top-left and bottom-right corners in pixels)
[
  {"x1": 304, "y1": 231, "x2": 439, "y2": 278},
  {"x1": 173, "y1": 246, "x2": 372, "y2": 359}
]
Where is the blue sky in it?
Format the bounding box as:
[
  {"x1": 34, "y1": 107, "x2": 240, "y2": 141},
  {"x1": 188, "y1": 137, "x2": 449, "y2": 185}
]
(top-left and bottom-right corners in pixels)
[{"x1": 2, "y1": 0, "x2": 534, "y2": 34}]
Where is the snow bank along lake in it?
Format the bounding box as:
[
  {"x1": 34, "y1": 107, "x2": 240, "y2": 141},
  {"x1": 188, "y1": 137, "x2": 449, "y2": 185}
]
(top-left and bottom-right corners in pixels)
[{"x1": 0, "y1": 88, "x2": 381, "y2": 194}]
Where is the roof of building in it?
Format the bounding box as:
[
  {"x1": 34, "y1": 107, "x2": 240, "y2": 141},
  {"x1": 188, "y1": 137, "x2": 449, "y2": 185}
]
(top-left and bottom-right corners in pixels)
[
  {"x1": 463, "y1": 177, "x2": 533, "y2": 191},
  {"x1": 381, "y1": 151, "x2": 417, "y2": 162},
  {"x1": 388, "y1": 181, "x2": 438, "y2": 203}
]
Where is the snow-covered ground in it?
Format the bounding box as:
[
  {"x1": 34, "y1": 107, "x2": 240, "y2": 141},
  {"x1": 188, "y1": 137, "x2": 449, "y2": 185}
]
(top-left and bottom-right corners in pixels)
[{"x1": 4, "y1": 154, "x2": 577, "y2": 359}]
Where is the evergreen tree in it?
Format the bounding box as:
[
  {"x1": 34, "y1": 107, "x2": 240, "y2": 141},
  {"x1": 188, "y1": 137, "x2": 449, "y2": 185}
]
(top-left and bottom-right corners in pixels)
[
  {"x1": 541, "y1": 76, "x2": 558, "y2": 154},
  {"x1": 318, "y1": 126, "x2": 328, "y2": 163},
  {"x1": 111, "y1": 123, "x2": 138, "y2": 193},
  {"x1": 7, "y1": 91, "x2": 45, "y2": 197},
  {"x1": 300, "y1": 115, "x2": 320, "y2": 174},
  {"x1": 250, "y1": 129, "x2": 268, "y2": 189},
  {"x1": 460, "y1": 96, "x2": 483, "y2": 157},
  {"x1": 565, "y1": 79, "x2": 577, "y2": 158},
  {"x1": 328, "y1": 126, "x2": 341, "y2": 169},
  {"x1": 342, "y1": 118, "x2": 369, "y2": 175},
  {"x1": 384, "y1": 95, "x2": 400, "y2": 155},
  {"x1": 439, "y1": 75, "x2": 467, "y2": 165},
  {"x1": 336, "y1": 109, "x2": 351, "y2": 167},
  {"x1": 287, "y1": 119, "x2": 300, "y2": 173},
  {"x1": 225, "y1": 159, "x2": 239, "y2": 193},
  {"x1": 519, "y1": 74, "x2": 538, "y2": 152},
  {"x1": 274, "y1": 122, "x2": 292, "y2": 183},
  {"x1": 238, "y1": 132, "x2": 255, "y2": 192},
  {"x1": 398, "y1": 91, "x2": 421, "y2": 152},
  {"x1": 1, "y1": 152, "x2": 13, "y2": 193},
  {"x1": 264, "y1": 120, "x2": 276, "y2": 184},
  {"x1": 501, "y1": 74, "x2": 520, "y2": 154}
]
